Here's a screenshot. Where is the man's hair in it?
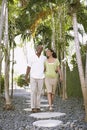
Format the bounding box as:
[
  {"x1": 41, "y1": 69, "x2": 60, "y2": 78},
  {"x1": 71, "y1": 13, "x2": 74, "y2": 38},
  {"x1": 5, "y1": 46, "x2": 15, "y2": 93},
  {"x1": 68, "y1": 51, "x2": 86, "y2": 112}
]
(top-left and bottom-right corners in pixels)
[{"x1": 35, "y1": 45, "x2": 43, "y2": 51}]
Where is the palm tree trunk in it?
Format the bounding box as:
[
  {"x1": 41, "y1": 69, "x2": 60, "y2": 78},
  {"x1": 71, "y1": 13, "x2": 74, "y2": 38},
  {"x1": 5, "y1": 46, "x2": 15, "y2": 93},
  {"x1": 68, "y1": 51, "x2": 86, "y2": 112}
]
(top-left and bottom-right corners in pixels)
[
  {"x1": 4, "y1": 1, "x2": 14, "y2": 110},
  {"x1": 4, "y1": 1, "x2": 11, "y2": 105},
  {"x1": 3, "y1": 1, "x2": 14, "y2": 110},
  {"x1": 60, "y1": 5, "x2": 67, "y2": 100},
  {"x1": 0, "y1": 0, "x2": 6, "y2": 96},
  {"x1": 10, "y1": 43, "x2": 14, "y2": 98},
  {"x1": 0, "y1": 0, "x2": 6, "y2": 43},
  {"x1": 72, "y1": 12, "x2": 87, "y2": 121},
  {"x1": 62, "y1": 51, "x2": 67, "y2": 100},
  {"x1": 85, "y1": 50, "x2": 87, "y2": 88},
  {"x1": 51, "y1": 9, "x2": 56, "y2": 51},
  {"x1": 0, "y1": 45, "x2": 2, "y2": 95}
]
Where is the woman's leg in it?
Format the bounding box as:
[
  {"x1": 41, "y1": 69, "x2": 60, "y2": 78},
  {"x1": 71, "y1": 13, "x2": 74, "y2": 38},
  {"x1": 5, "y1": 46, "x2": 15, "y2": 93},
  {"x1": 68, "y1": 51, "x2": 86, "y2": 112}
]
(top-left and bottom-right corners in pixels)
[
  {"x1": 47, "y1": 92, "x2": 52, "y2": 107},
  {"x1": 47, "y1": 92, "x2": 54, "y2": 111},
  {"x1": 52, "y1": 94, "x2": 54, "y2": 104},
  {"x1": 45, "y1": 78, "x2": 54, "y2": 111}
]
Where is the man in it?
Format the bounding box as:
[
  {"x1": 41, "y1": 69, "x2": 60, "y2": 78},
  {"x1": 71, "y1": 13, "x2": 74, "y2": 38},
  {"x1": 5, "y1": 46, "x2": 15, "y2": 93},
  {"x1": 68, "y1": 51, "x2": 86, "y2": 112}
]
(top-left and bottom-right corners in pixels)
[{"x1": 25, "y1": 45, "x2": 46, "y2": 113}]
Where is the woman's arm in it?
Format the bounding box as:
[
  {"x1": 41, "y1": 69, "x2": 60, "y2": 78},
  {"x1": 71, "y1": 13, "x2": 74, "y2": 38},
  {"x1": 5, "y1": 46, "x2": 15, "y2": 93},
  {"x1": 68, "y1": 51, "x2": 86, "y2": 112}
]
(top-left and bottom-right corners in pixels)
[{"x1": 57, "y1": 66, "x2": 63, "y2": 82}]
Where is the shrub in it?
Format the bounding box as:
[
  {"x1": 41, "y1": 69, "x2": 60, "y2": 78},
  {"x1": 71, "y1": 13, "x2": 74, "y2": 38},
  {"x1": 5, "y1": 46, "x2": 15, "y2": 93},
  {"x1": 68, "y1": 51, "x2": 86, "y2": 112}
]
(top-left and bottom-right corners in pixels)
[
  {"x1": 0, "y1": 75, "x2": 4, "y2": 94},
  {"x1": 16, "y1": 74, "x2": 29, "y2": 87}
]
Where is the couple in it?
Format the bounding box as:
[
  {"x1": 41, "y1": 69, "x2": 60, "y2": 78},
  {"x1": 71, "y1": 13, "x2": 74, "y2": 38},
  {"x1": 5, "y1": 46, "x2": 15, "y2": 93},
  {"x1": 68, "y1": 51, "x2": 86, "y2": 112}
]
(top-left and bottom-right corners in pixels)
[{"x1": 25, "y1": 45, "x2": 62, "y2": 113}]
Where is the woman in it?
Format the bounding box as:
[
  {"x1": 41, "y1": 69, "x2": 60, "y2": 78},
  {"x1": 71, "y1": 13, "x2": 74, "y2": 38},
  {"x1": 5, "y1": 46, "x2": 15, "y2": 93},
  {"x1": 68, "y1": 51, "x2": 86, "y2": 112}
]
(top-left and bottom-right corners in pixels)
[{"x1": 44, "y1": 49, "x2": 62, "y2": 111}]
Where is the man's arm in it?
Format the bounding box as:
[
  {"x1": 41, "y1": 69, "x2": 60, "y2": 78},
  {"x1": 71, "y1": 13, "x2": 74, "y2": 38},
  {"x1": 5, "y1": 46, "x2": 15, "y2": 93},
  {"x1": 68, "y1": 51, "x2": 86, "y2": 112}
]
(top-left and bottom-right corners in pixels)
[{"x1": 25, "y1": 66, "x2": 31, "y2": 82}]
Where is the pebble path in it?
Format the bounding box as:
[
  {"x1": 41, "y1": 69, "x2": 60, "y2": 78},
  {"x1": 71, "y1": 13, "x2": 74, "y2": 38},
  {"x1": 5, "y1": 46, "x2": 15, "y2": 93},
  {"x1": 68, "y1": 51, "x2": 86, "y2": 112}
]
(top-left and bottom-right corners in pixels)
[{"x1": 0, "y1": 87, "x2": 87, "y2": 130}]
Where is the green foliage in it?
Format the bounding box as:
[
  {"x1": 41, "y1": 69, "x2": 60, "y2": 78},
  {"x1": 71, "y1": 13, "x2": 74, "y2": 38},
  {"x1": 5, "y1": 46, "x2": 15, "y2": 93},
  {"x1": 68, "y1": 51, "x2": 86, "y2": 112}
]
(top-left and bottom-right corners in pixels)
[
  {"x1": 77, "y1": 7, "x2": 87, "y2": 33},
  {"x1": 0, "y1": 75, "x2": 4, "y2": 94},
  {"x1": 68, "y1": 0, "x2": 79, "y2": 4},
  {"x1": 9, "y1": 0, "x2": 14, "y2": 4},
  {"x1": 15, "y1": 8, "x2": 31, "y2": 34},
  {"x1": 66, "y1": 65, "x2": 83, "y2": 98},
  {"x1": 66, "y1": 53, "x2": 86, "y2": 98},
  {"x1": 80, "y1": 45, "x2": 87, "y2": 56},
  {"x1": 16, "y1": 74, "x2": 29, "y2": 87},
  {"x1": 35, "y1": 25, "x2": 52, "y2": 47}
]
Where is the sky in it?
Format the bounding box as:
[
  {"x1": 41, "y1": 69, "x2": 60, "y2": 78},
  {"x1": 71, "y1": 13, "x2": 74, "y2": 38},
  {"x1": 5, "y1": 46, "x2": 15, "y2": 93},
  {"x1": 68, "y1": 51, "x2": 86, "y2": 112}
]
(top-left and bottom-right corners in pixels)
[{"x1": 14, "y1": 35, "x2": 35, "y2": 76}]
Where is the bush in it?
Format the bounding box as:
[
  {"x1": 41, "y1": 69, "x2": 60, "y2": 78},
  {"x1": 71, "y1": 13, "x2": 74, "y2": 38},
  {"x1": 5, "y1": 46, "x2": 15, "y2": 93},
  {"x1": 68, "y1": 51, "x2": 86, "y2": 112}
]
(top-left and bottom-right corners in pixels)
[
  {"x1": 0, "y1": 75, "x2": 4, "y2": 94},
  {"x1": 16, "y1": 74, "x2": 29, "y2": 87},
  {"x1": 66, "y1": 65, "x2": 82, "y2": 98}
]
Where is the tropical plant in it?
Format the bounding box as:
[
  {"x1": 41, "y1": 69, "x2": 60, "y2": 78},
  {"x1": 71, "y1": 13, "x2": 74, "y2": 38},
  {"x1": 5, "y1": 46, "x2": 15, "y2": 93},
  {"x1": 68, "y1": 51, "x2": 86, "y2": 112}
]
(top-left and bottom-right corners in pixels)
[
  {"x1": 16, "y1": 74, "x2": 29, "y2": 87},
  {"x1": 0, "y1": 75, "x2": 4, "y2": 94}
]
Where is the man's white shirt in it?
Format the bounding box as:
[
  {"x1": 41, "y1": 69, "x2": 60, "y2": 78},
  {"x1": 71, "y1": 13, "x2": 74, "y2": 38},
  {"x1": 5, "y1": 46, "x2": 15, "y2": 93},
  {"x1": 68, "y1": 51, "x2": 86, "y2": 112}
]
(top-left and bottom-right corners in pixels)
[{"x1": 28, "y1": 54, "x2": 46, "y2": 79}]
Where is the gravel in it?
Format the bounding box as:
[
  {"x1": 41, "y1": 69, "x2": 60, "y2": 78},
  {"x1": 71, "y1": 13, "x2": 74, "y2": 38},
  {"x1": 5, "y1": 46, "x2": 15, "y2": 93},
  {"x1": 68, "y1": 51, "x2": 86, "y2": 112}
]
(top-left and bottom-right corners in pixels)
[{"x1": 0, "y1": 88, "x2": 87, "y2": 130}]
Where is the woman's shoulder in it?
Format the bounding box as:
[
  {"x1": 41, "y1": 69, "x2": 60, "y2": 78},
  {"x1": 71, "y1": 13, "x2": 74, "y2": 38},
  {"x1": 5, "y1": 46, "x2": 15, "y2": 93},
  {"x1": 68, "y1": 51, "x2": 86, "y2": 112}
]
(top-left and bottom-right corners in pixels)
[
  {"x1": 53, "y1": 58, "x2": 58, "y2": 62},
  {"x1": 55, "y1": 58, "x2": 60, "y2": 65},
  {"x1": 55, "y1": 58, "x2": 58, "y2": 61},
  {"x1": 45, "y1": 59, "x2": 48, "y2": 62}
]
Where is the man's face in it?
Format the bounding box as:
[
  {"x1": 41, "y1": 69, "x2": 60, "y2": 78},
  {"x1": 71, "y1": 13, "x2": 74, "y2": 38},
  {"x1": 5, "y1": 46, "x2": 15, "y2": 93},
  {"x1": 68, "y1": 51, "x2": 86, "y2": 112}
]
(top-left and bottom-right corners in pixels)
[{"x1": 36, "y1": 45, "x2": 43, "y2": 54}]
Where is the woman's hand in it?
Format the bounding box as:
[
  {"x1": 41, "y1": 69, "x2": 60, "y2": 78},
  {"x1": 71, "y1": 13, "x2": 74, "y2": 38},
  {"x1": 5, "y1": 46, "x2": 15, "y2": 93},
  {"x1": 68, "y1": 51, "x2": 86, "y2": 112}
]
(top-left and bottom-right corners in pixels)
[
  {"x1": 55, "y1": 69, "x2": 58, "y2": 73},
  {"x1": 59, "y1": 76, "x2": 63, "y2": 82}
]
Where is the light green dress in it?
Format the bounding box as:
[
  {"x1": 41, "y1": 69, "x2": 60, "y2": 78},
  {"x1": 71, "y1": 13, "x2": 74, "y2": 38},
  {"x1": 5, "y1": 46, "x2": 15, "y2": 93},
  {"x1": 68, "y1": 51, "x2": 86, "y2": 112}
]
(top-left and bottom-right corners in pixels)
[
  {"x1": 44, "y1": 59, "x2": 60, "y2": 78},
  {"x1": 44, "y1": 58, "x2": 60, "y2": 94}
]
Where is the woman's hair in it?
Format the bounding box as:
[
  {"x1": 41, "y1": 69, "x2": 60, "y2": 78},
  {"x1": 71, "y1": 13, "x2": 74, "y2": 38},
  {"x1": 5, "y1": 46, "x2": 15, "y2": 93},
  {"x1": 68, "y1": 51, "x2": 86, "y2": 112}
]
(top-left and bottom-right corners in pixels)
[{"x1": 48, "y1": 48, "x2": 57, "y2": 58}]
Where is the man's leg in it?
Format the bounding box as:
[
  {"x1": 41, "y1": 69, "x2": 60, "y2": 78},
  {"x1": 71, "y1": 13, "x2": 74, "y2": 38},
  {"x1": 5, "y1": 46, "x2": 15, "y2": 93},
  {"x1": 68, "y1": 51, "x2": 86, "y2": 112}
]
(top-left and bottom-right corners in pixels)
[
  {"x1": 36, "y1": 79, "x2": 43, "y2": 109},
  {"x1": 30, "y1": 78, "x2": 37, "y2": 109}
]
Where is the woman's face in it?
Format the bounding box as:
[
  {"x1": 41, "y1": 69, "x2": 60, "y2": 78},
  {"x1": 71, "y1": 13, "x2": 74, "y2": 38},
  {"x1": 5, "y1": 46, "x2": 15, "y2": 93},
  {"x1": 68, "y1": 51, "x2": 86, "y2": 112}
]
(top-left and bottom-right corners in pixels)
[{"x1": 46, "y1": 49, "x2": 53, "y2": 57}]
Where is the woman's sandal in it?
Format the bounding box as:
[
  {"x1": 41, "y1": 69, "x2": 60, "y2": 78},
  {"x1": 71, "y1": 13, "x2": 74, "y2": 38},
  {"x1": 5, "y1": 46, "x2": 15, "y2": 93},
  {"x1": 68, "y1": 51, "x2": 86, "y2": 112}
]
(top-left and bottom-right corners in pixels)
[{"x1": 49, "y1": 107, "x2": 53, "y2": 112}]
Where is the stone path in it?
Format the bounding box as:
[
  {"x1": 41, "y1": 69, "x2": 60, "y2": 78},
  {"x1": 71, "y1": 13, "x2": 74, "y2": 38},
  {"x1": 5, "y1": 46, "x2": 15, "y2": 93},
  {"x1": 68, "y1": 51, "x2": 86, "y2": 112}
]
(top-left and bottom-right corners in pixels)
[
  {"x1": 0, "y1": 87, "x2": 87, "y2": 130},
  {"x1": 29, "y1": 112, "x2": 66, "y2": 119},
  {"x1": 13, "y1": 87, "x2": 66, "y2": 129},
  {"x1": 33, "y1": 120, "x2": 63, "y2": 128}
]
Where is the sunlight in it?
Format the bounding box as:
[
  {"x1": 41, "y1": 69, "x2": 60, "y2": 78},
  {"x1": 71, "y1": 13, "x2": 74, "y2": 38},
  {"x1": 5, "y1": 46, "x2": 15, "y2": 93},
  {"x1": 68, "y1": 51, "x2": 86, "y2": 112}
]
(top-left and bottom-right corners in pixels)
[{"x1": 80, "y1": 0, "x2": 87, "y2": 5}]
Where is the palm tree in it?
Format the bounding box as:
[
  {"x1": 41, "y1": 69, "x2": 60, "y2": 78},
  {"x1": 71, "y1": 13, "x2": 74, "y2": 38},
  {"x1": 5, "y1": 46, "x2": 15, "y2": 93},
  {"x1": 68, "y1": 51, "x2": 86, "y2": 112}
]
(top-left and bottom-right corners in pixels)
[
  {"x1": 0, "y1": 0, "x2": 6, "y2": 96},
  {"x1": 3, "y1": 1, "x2": 12, "y2": 110},
  {"x1": 0, "y1": 0, "x2": 6, "y2": 43},
  {"x1": 85, "y1": 45, "x2": 87, "y2": 88},
  {"x1": 1, "y1": 0, "x2": 15, "y2": 110},
  {"x1": 69, "y1": 0, "x2": 87, "y2": 121}
]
